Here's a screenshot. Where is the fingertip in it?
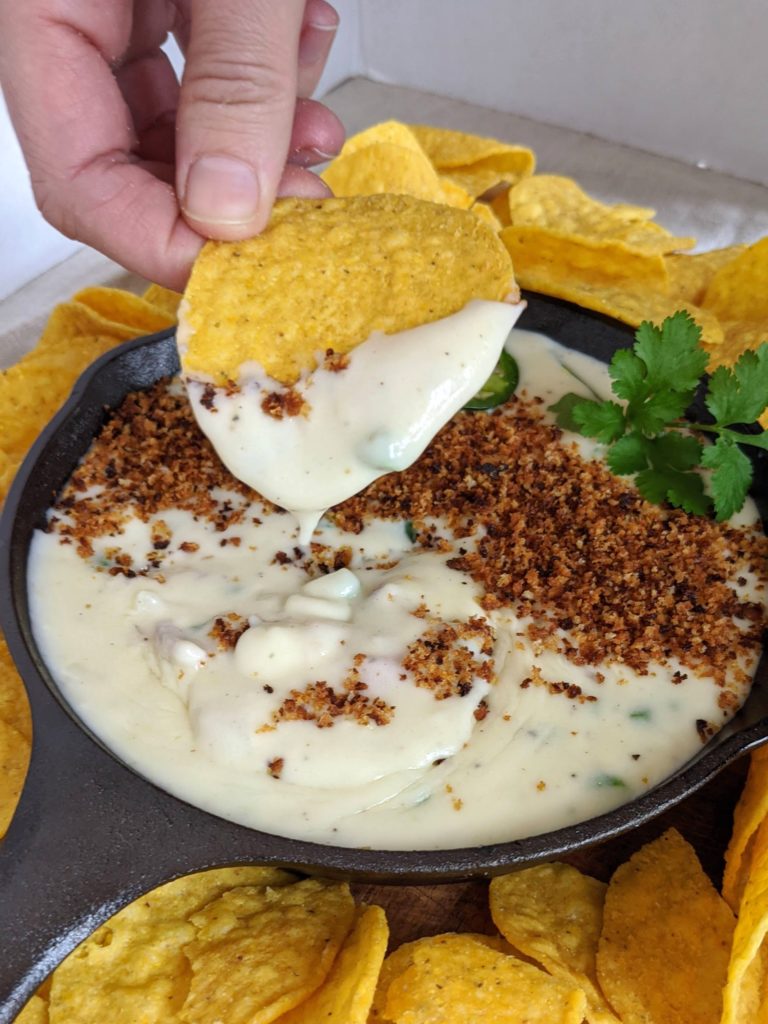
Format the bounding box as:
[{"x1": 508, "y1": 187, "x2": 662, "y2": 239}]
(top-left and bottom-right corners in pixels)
[
  {"x1": 289, "y1": 99, "x2": 345, "y2": 164},
  {"x1": 305, "y1": 0, "x2": 340, "y2": 31},
  {"x1": 276, "y1": 166, "x2": 332, "y2": 199}
]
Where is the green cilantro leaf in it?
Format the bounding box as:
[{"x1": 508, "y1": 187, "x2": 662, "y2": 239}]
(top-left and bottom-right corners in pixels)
[
  {"x1": 573, "y1": 400, "x2": 626, "y2": 443},
  {"x1": 634, "y1": 468, "x2": 712, "y2": 515},
  {"x1": 634, "y1": 469, "x2": 672, "y2": 505},
  {"x1": 549, "y1": 393, "x2": 589, "y2": 433},
  {"x1": 630, "y1": 388, "x2": 694, "y2": 435},
  {"x1": 634, "y1": 312, "x2": 709, "y2": 391},
  {"x1": 701, "y1": 437, "x2": 754, "y2": 521},
  {"x1": 664, "y1": 471, "x2": 712, "y2": 516},
  {"x1": 705, "y1": 343, "x2": 768, "y2": 426},
  {"x1": 552, "y1": 312, "x2": 764, "y2": 520},
  {"x1": 646, "y1": 432, "x2": 703, "y2": 471},
  {"x1": 607, "y1": 433, "x2": 648, "y2": 474},
  {"x1": 609, "y1": 348, "x2": 647, "y2": 402}
]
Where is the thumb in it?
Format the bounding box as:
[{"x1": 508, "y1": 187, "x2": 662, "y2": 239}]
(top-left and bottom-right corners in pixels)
[{"x1": 176, "y1": 0, "x2": 307, "y2": 240}]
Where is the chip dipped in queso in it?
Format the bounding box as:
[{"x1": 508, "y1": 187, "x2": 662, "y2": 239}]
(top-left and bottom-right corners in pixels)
[{"x1": 27, "y1": 197, "x2": 768, "y2": 850}]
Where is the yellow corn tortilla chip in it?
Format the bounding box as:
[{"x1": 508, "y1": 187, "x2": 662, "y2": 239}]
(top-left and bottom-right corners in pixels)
[
  {"x1": 143, "y1": 283, "x2": 183, "y2": 320},
  {"x1": 181, "y1": 878, "x2": 355, "y2": 1024},
  {"x1": 596, "y1": 828, "x2": 735, "y2": 1024},
  {"x1": 504, "y1": 175, "x2": 694, "y2": 254},
  {"x1": 409, "y1": 124, "x2": 535, "y2": 177},
  {"x1": 0, "y1": 299, "x2": 160, "y2": 474},
  {"x1": 501, "y1": 224, "x2": 669, "y2": 289},
  {"x1": 501, "y1": 224, "x2": 723, "y2": 348},
  {"x1": 723, "y1": 746, "x2": 768, "y2": 910},
  {"x1": 383, "y1": 933, "x2": 587, "y2": 1024},
  {"x1": 322, "y1": 143, "x2": 447, "y2": 204},
  {"x1": 702, "y1": 236, "x2": 768, "y2": 322},
  {"x1": 0, "y1": 615, "x2": 32, "y2": 845},
  {"x1": 699, "y1": 237, "x2": 768, "y2": 425},
  {"x1": 339, "y1": 120, "x2": 425, "y2": 159},
  {"x1": 436, "y1": 174, "x2": 474, "y2": 209},
  {"x1": 490, "y1": 863, "x2": 619, "y2": 1024},
  {"x1": 666, "y1": 245, "x2": 747, "y2": 307},
  {"x1": 181, "y1": 195, "x2": 517, "y2": 384},
  {"x1": 721, "y1": 816, "x2": 768, "y2": 1024},
  {"x1": 0, "y1": 718, "x2": 29, "y2": 838},
  {"x1": 369, "y1": 933, "x2": 507, "y2": 1023},
  {"x1": 276, "y1": 904, "x2": 388, "y2": 1024},
  {"x1": 73, "y1": 287, "x2": 176, "y2": 335},
  {"x1": 0, "y1": 634, "x2": 31, "y2": 741},
  {"x1": 446, "y1": 162, "x2": 530, "y2": 200},
  {"x1": 470, "y1": 201, "x2": 503, "y2": 231},
  {"x1": 49, "y1": 867, "x2": 297, "y2": 1024},
  {"x1": 15, "y1": 995, "x2": 49, "y2": 1024}
]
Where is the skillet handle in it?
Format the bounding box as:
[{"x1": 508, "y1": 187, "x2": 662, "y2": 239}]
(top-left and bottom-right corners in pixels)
[{"x1": 0, "y1": 687, "x2": 205, "y2": 1022}]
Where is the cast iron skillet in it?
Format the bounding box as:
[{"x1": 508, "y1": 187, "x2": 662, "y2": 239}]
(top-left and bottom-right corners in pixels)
[{"x1": 1, "y1": 294, "x2": 766, "y2": 1019}]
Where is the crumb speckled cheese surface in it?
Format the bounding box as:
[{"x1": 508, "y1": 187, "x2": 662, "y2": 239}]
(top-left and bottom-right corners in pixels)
[{"x1": 28, "y1": 329, "x2": 768, "y2": 850}]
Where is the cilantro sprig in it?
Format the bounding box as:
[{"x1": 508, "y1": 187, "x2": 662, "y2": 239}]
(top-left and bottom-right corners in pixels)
[{"x1": 550, "y1": 311, "x2": 768, "y2": 520}]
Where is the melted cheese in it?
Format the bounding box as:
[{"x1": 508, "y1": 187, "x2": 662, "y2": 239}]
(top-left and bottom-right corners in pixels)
[{"x1": 27, "y1": 329, "x2": 765, "y2": 850}]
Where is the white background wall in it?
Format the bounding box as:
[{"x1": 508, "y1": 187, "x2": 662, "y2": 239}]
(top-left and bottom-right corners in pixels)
[
  {"x1": 359, "y1": 0, "x2": 768, "y2": 186},
  {"x1": 2, "y1": 0, "x2": 767, "y2": 301}
]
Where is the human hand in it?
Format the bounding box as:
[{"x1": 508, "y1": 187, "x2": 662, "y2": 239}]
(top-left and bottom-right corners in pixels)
[{"x1": 0, "y1": 0, "x2": 344, "y2": 290}]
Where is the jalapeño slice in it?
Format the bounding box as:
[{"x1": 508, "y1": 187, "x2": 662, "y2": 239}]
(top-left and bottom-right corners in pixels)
[{"x1": 464, "y1": 349, "x2": 519, "y2": 410}]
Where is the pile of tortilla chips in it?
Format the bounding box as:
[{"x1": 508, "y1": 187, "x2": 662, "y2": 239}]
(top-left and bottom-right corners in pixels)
[
  {"x1": 322, "y1": 121, "x2": 768, "y2": 426},
  {"x1": 2, "y1": 121, "x2": 768, "y2": 1023},
  {"x1": 14, "y1": 825, "x2": 759, "y2": 1023}
]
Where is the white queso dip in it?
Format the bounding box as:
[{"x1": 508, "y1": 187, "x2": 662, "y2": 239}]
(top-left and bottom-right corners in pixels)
[{"x1": 28, "y1": 314, "x2": 768, "y2": 849}]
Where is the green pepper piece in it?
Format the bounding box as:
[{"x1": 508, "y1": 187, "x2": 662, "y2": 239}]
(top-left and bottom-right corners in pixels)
[{"x1": 465, "y1": 350, "x2": 519, "y2": 410}]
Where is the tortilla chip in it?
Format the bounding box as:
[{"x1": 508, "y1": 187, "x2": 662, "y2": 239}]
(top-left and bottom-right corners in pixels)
[
  {"x1": 0, "y1": 718, "x2": 29, "y2": 838},
  {"x1": 181, "y1": 878, "x2": 355, "y2": 1024},
  {"x1": 409, "y1": 125, "x2": 535, "y2": 177},
  {"x1": 339, "y1": 120, "x2": 424, "y2": 159},
  {"x1": 0, "y1": 634, "x2": 31, "y2": 741},
  {"x1": 471, "y1": 202, "x2": 503, "y2": 231},
  {"x1": 666, "y1": 246, "x2": 748, "y2": 307},
  {"x1": 0, "y1": 638, "x2": 31, "y2": 839},
  {"x1": 596, "y1": 828, "x2": 735, "y2": 1024},
  {"x1": 504, "y1": 175, "x2": 694, "y2": 254},
  {"x1": 143, "y1": 283, "x2": 183, "y2": 320},
  {"x1": 446, "y1": 162, "x2": 531, "y2": 200},
  {"x1": 501, "y1": 224, "x2": 669, "y2": 289},
  {"x1": 49, "y1": 867, "x2": 297, "y2": 1024},
  {"x1": 436, "y1": 175, "x2": 474, "y2": 209},
  {"x1": 702, "y1": 236, "x2": 768, "y2": 322},
  {"x1": 369, "y1": 933, "x2": 507, "y2": 1023},
  {"x1": 723, "y1": 747, "x2": 768, "y2": 910},
  {"x1": 181, "y1": 195, "x2": 516, "y2": 384},
  {"x1": 73, "y1": 287, "x2": 176, "y2": 336},
  {"x1": 721, "y1": 816, "x2": 768, "y2": 1024},
  {"x1": 322, "y1": 143, "x2": 447, "y2": 204},
  {"x1": 383, "y1": 933, "x2": 587, "y2": 1024},
  {"x1": 0, "y1": 300, "x2": 155, "y2": 474},
  {"x1": 276, "y1": 904, "x2": 388, "y2": 1024},
  {"x1": 15, "y1": 995, "x2": 49, "y2": 1024},
  {"x1": 490, "y1": 863, "x2": 619, "y2": 1023},
  {"x1": 501, "y1": 225, "x2": 723, "y2": 348}
]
